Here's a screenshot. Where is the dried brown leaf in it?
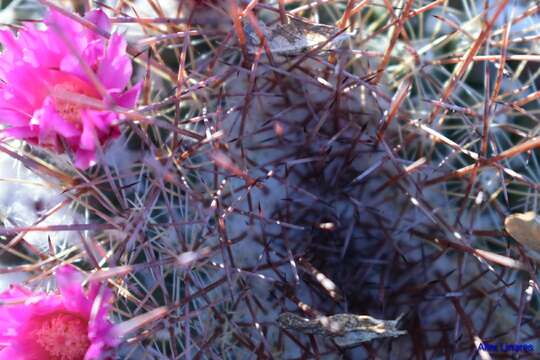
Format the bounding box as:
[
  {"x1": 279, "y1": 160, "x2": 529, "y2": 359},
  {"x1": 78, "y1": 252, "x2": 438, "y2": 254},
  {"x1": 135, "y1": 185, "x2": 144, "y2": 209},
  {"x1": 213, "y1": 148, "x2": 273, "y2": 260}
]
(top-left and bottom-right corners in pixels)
[
  {"x1": 244, "y1": 17, "x2": 352, "y2": 55},
  {"x1": 504, "y1": 212, "x2": 540, "y2": 251},
  {"x1": 278, "y1": 312, "x2": 406, "y2": 347}
]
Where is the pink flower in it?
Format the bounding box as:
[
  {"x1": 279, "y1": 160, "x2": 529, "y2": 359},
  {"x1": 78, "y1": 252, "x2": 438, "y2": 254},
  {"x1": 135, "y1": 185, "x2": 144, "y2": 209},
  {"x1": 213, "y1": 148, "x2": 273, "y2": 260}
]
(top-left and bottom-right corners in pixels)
[
  {"x1": 0, "y1": 265, "x2": 118, "y2": 360},
  {"x1": 0, "y1": 9, "x2": 141, "y2": 169}
]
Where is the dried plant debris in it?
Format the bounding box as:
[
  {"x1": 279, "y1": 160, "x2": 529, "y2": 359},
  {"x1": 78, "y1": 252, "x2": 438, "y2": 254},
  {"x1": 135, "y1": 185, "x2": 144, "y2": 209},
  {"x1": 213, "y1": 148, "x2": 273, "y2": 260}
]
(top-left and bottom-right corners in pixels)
[
  {"x1": 504, "y1": 212, "x2": 540, "y2": 251},
  {"x1": 244, "y1": 17, "x2": 353, "y2": 55},
  {"x1": 278, "y1": 312, "x2": 406, "y2": 347}
]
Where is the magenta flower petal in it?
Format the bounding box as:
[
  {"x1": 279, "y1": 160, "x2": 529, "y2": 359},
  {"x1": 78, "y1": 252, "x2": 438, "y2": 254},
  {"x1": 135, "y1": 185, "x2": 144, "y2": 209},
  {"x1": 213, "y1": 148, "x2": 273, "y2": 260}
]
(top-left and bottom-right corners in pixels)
[
  {"x1": 79, "y1": 114, "x2": 97, "y2": 151},
  {"x1": 45, "y1": 10, "x2": 82, "y2": 31},
  {"x1": 98, "y1": 33, "x2": 131, "y2": 90},
  {"x1": 0, "y1": 8, "x2": 140, "y2": 170},
  {"x1": 75, "y1": 149, "x2": 96, "y2": 170},
  {"x1": 2, "y1": 126, "x2": 37, "y2": 140},
  {"x1": 0, "y1": 265, "x2": 118, "y2": 360},
  {"x1": 56, "y1": 265, "x2": 91, "y2": 314},
  {"x1": 0, "y1": 30, "x2": 22, "y2": 63},
  {"x1": 0, "y1": 108, "x2": 30, "y2": 127},
  {"x1": 85, "y1": 9, "x2": 111, "y2": 35},
  {"x1": 0, "y1": 285, "x2": 34, "y2": 338},
  {"x1": 0, "y1": 84, "x2": 35, "y2": 114},
  {"x1": 3, "y1": 67, "x2": 50, "y2": 109},
  {"x1": 113, "y1": 81, "x2": 143, "y2": 109},
  {"x1": 84, "y1": 342, "x2": 106, "y2": 360},
  {"x1": 0, "y1": 346, "x2": 20, "y2": 360}
]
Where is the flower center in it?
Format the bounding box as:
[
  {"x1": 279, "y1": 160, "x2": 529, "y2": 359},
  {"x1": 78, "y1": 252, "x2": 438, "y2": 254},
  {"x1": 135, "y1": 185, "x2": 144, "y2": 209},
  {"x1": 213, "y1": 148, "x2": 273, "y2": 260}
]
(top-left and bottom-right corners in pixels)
[
  {"x1": 32, "y1": 312, "x2": 90, "y2": 360},
  {"x1": 52, "y1": 83, "x2": 85, "y2": 125}
]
